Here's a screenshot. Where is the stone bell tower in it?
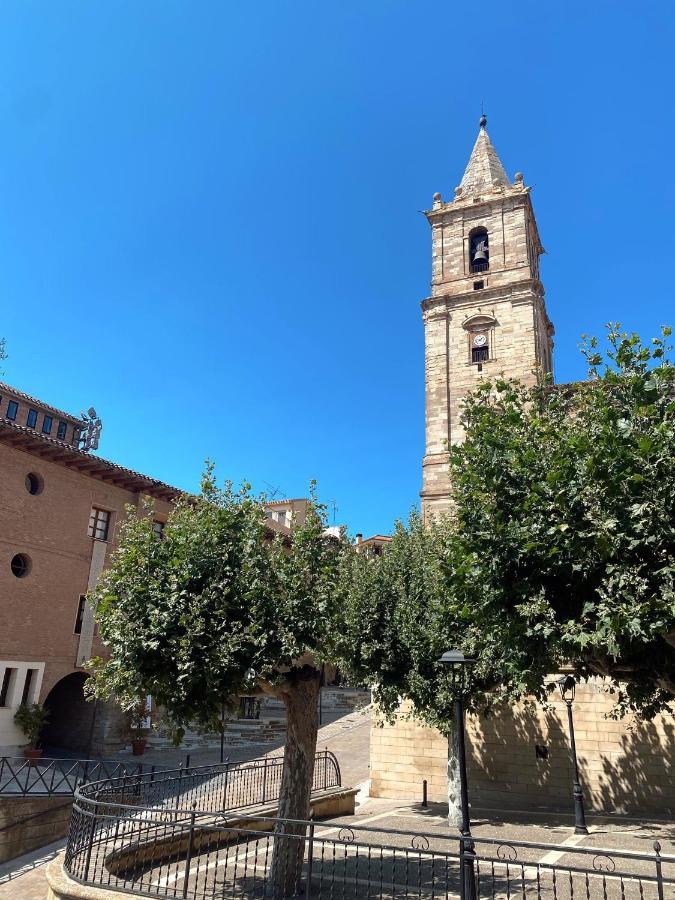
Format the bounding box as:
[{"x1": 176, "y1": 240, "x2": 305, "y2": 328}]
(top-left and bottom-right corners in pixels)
[{"x1": 421, "y1": 116, "x2": 554, "y2": 520}]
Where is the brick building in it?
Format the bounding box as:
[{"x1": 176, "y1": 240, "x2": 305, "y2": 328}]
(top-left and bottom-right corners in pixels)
[
  {"x1": 0, "y1": 382, "x2": 178, "y2": 755},
  {"x1": 0, "y1": 380, "x2": 306, "y2": 756},
  {"x1": 369, "y1": 118, "x2": 675, "y2": 817}
]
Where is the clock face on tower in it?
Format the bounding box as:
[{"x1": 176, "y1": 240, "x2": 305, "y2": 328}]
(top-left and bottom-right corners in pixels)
[{"x1": 473, "y1": 333, "x2": 487, "y2": 347}]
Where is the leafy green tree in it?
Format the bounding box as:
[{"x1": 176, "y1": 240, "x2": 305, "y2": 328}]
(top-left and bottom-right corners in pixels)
[
  {"x1": 87, "y1": 471, "x2": 348, "y2": 898},
  {"x1": 337, "y1": 325, "x2": 675, "y2": 824}
]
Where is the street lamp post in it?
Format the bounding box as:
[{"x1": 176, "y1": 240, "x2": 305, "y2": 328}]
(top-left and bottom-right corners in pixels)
[
  {"x1": 557, "y1": 675, "x2": 589, "y2": 835},
  {"x1": 440, "y1": 649, "x2": 477, "y2": 900}
]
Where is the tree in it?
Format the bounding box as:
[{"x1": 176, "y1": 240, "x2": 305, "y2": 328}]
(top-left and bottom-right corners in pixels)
[
  {"x1": 337, "y1": 325, "x2": 675, "y2": 824},
  {"x1": 87, "y1": 471, "x2": 349, "y2": 899}
]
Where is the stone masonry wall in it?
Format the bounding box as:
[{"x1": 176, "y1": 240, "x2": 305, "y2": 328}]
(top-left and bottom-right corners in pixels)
[
  {"x1": 0, "y1": 795, "x2": 73, "y2": 864},
  {"x1": 370, "y1": 680, "x2": 675, "y2": 817}
]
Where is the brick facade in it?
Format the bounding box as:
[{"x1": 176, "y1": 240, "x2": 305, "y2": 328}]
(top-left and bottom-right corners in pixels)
[{"x1": 0, "y1": 394, "x2": 176, "y2": 754}]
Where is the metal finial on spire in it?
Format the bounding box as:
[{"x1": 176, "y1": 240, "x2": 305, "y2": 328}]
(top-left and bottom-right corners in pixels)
[{"x1": 479, "y1": 113, "x2": 487, "y2": 129}]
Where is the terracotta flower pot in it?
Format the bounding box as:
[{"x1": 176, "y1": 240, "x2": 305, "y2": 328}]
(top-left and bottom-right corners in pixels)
[
  {"x1": 131, "y1": 739, "x2": 147, "y2": 756},
  {"x1": 24, "y1": 747, "x2": 43, "y2": 767}
]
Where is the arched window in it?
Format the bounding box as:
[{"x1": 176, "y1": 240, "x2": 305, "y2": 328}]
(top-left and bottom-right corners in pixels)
[{"x1": 469, "y1": 227, "x2": 489, "y2": 273}]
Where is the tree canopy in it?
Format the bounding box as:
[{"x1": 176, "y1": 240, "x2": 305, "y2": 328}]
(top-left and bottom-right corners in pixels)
[
  {"x1": 88, "y1": 472, "x2": 347, "y2": 736},
  {"x1": 338, "y1": 325, "x2": 675, "y2": 728}
]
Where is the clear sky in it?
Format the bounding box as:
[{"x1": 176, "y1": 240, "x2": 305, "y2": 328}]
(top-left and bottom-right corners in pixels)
[{"x1": 0, "y1": 2, "x2": 673, "y2": 537}]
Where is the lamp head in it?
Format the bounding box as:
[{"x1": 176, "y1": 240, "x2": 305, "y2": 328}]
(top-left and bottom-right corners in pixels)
[
  {"x1": 440, "y1": 649, "x2": 476, "y2": 692},
  {"x1": 558, "y1": 674, "x2": 576, "y2": 702}
]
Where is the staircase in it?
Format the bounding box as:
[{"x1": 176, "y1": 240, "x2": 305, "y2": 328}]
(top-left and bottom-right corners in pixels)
[{"x1": 148, "y1": 688, "x2": 370, "y2": 750}]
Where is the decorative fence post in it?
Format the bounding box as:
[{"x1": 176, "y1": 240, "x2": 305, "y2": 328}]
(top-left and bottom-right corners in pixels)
[
  {"x1": 654, "y1": 841, "x2": 664, "y2": 900},
  {"x1": 262, "y1": 757, "x2": 268, "y2": 805},
  {"x1": 305, "y1": 820, "x2": 316, "y2": 900},
  {"x1": 82, "y1": 801, "x2": 98, "y2": 883},
  {"x1": 182, "y1": 803, "x2": 197, "y2": 899}
]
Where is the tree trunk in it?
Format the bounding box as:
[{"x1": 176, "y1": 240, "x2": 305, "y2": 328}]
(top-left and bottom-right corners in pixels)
[
  {"x1": 270, "y1": 666, "x2": 321, "y2": 899},
  {"x1": 447, "y1": 720, "x2": 462, "y2": 827}
]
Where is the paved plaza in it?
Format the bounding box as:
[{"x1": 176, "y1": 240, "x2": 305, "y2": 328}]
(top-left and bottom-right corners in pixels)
[{"x1": 0, "y1": 710, "x2": 673, "y2": 899}]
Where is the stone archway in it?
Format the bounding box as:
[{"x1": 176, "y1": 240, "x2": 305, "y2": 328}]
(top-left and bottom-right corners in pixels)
[{"x1": 40, "y1": 673, "x2": 97, "y2": 755}]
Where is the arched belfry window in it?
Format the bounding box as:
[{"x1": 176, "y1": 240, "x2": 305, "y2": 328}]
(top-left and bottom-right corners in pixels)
[{"x1": 469, "y1": 227, "x2": 489, "y2": 273}]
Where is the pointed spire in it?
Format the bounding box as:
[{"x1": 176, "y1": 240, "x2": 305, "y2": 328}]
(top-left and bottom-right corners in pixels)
[{"x1": 457, "y1": 115, "x2": 511, "y2": 198}]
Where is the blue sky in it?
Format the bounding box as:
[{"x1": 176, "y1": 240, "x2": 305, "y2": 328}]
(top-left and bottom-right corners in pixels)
[{"x1": 0, "y1": 2, "x2": 673, "y2": 536}]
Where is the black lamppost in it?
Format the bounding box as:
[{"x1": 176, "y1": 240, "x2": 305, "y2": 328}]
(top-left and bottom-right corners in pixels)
[
  {"x1": 557, "y1": 675, "x2": 589, "y2": 835},
  {"x1": 440, "y1": 649, "x2": 477, "y2": 900}
]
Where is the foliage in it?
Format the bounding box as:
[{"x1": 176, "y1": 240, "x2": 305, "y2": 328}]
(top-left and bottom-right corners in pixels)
[
  {"x1": 338, "y1": 325, "x2": 675, "y2": 730},
  {"x1": 86, "y1": 469, "x2": 348, "y2": 742},
  {"x1": 14, "y1": 703, "x2": 50, "y2": 747}
]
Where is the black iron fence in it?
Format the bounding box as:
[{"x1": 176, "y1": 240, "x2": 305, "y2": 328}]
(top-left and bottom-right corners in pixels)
[
  {"x1": 0, "y1": 755, "x2": 156, "y2": 796},
  {"x1": 61, "y1": 758, "x2": 673, "y2": 899},
  {"x1": 64, "y1": 802, "x2": 673, "y2": 899}
]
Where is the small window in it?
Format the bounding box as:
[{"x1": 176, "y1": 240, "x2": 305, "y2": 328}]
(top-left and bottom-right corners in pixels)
[
  {"x1": 27, "y1": 408, "x2": 38, "y2": 429},
  {"x1": 21, "y1": 669, "x2": 37, "y2": 705},
  {"x1": 57, "y1": 421, "x2": 67, "y2": 440},
  {"x1": 472, "y1": 346, "x2": 489, "y2": 363},
  {"x1": 473, "y1": 281, "x2": 484, "y2": 291},
  {"x1": 152, "y1": 520, "x2": 165, "y2": 540},
  {"x1": 25, "y1": 473, "x2": 43, "y2": 495},
  {"x1": 0, "y1": 668, "x2": 15, "y2": 707},
  {"x1": 11, "y1": 553, "x2": 31, "y2": 578},
  {"x1": 74, "y1": 596, "x2": 87, "y2": 634},
  {"x1": 42, "y1": 415, "x2": 53, "y2": 435},
  {"x1": 88, "y1": 507, "x2": 110, "y2": 541},
  {"x1": 6, "y1": 400, "x2": 18, "y2": 421}
]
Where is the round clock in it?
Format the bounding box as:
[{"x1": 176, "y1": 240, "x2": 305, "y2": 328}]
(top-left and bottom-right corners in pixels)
[{"x1": 473, "y1": 334, "x2": 487, "y2": 347}]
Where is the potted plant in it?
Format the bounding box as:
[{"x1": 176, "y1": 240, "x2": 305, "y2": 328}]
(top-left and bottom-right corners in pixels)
[
  {"x1": 14, "y1": 703, "x2": 50, "y2": 765},
  {"x1": 129, "y1": 700, "x2": 151, "y2": 756}
]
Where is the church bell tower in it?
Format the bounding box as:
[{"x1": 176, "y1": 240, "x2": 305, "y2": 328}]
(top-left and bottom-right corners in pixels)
[{"x1": 421, "y1": 116, "x2": 554, "y2": 520}]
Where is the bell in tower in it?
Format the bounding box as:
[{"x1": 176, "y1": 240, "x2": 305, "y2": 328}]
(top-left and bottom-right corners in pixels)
[{"x1": 469, "y1": 228, "x2": 489, "y2": 272}]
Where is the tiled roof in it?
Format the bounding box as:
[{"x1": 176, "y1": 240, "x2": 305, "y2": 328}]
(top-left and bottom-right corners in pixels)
[
  {"x1": 0, "y1": 416, "x2": 181, "y2": 501},
  {"x1": 0, "y1": 380, "x2": 83, "y2": 425},
  {"x1": 458, "y1": 125, "x2": 511, "y2": 197}
]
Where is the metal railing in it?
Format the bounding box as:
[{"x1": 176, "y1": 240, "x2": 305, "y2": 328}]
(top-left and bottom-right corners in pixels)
[
  {"x1": 63, "y1": 800, "x2": 673, "y2": 899},
  {"x1": 0, "y1": 755, "x2": 156, "y2": 796}
]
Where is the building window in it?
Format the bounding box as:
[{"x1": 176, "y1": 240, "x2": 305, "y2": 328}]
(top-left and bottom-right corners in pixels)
[
  {"x1": 11, "y1": 553, "x2": 31, "y2": 578},
  {"x1": 21, "y1": 669, "x2": 38, "y2": 705},
  {"x1": 42, "y1": 415, "x2": 53, "y2": 435},
  {"x1": 473, "y1": 281, "x2": 484, "y2": 291},
  {"x1": 0, "y1": 668, "x2": 15, "y2": 707},
  {"x1": 469, "y1": 227, "x2": 489, "y2": 273},
  {"x1": 152, "y1": 520, "x2": 165, "y2": 540},
  {"x1": 6, "y1": 400, "x2": 18, "y2": 421},
  {"x1": 57, "y1": 421, "x2": 67, "y2": 440},
  {"x1": 27, "y1": 408, "x2": 38, "y2": 429},
  {"x1": 25, "y1": 473, "x2": 43, "y2": 495},
  {"x1": 74, "y1": 596, "x2": 87, "y2": 634},
  {"x1": 88, "y1": 507, "x2": 111, "y2": 541}
]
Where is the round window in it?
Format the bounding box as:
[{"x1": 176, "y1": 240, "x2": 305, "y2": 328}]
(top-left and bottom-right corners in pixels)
[
  {"x1": 11, "y1": 554, "x2": 31, "y2": 578},
  {"x1": 25, "y1": 473, "x2": 43, "y2": 495}
]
